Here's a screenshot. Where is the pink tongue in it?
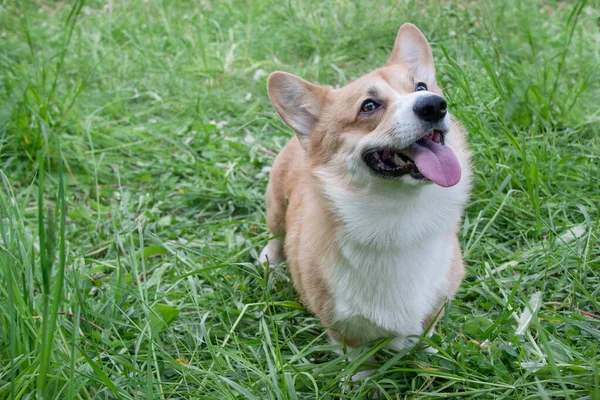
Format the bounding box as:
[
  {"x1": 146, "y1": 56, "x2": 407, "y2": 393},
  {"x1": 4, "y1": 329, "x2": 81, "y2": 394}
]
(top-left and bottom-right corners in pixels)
[{"x1": 409, "y1": 140, "x2": 461, "y2": 187}]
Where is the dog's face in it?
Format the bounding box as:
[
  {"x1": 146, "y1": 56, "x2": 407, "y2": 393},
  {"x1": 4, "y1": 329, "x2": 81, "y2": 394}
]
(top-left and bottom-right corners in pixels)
[{"x1": 268, "y1": 24, "x2": 464, "y2": 189}]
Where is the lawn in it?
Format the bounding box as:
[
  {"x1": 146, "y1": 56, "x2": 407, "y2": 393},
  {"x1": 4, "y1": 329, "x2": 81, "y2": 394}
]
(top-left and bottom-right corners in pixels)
[{"x1": 0, "y1": 0, "x2": 599, "y2": 398}]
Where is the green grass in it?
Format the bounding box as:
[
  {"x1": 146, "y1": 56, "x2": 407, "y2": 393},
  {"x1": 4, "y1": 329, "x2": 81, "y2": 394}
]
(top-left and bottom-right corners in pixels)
[{"x1": 0, "y1": 0, "x2": 599, "y2": 398}]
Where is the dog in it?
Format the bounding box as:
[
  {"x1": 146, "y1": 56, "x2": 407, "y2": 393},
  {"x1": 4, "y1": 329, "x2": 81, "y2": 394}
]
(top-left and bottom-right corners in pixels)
[{"x1": 260, "y1": 23, "x2": 472, "y2": 356}]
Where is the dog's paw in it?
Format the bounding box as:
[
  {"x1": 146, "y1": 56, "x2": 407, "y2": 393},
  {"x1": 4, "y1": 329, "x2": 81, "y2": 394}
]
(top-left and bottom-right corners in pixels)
[
  {"x1": 387, "y1": 336, "x2": 438, "y2": 355},
  {"x1": 259, "y1": 239, "x2": 284, "y2": 266},
  {"x1": 351, "y1": 369, "x2": 376, "y2": 382},
  {"x1": 423, "y1": 344, "x2": 439, "y2": 354}
]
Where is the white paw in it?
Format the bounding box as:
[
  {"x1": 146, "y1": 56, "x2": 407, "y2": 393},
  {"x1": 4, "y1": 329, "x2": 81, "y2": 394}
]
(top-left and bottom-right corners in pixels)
[
  {"x1": 423, "y1": 344, "x2": 439, "y2": 354},
  {"x1": 259, "y1": 239, "x2": 284, "y2": 266},
  {"x1": 351, "y1": 369, "x2": 375, "y2": 382},
  {"x1": 386, "y1": 336, "x2": 415, "y2": 351},
  {"x1": 387, "y1": 336, "x2": 439, "y2": 355}
]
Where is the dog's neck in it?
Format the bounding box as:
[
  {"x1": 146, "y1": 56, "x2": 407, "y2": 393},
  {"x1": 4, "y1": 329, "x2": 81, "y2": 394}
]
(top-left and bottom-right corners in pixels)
[{"x1": 311, "y1": 167, "x2": 470, "y2": 251}]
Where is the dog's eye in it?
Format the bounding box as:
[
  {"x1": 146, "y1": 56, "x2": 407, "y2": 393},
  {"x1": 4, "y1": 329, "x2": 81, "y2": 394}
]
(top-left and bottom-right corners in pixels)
[
  {"x1": 360, "y1": 99, "x2": 381, "y2": 114},
  {"x1": 415, "y1": 82, "x2": 428, "y2": 91}
]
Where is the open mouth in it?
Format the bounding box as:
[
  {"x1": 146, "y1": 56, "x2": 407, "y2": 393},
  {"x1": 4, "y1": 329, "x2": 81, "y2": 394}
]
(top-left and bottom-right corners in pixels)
[{"x1": 362, "y1": 130, "x2": 461, "y2": 188}]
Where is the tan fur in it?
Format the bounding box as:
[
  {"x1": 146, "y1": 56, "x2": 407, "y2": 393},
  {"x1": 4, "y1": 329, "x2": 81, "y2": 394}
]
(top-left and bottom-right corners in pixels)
[{"x1": 263, "y1": 24, "x2": 471, "y2": 348}]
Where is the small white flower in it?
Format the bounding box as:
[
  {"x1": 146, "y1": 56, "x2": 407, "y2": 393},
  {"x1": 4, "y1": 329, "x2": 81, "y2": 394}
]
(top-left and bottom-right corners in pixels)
[
  {"x1": 209, "y1": 120, "x2": 228, "y2": 130},
  {"x1": 253, "y1": 69, "x2": 267, "y2": 81}
]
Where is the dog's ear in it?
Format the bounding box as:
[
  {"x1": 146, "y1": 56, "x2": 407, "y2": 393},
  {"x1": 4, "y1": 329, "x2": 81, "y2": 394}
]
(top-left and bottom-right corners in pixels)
[
  {"x1": 267, "y1": 72, "x2": 328, "y2": 150},
  {"x1": 387, "y1": 24, "x2": 435, "y2": 83}
]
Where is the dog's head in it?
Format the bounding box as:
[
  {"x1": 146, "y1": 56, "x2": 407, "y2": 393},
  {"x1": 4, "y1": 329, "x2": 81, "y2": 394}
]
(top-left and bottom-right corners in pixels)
[{"x1": 268, "y1": 23, "x2": 467, "y2": 190}]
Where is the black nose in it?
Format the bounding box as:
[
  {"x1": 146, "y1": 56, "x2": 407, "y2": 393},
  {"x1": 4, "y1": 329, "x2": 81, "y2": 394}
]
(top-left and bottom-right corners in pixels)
[{"x1": 413, "y1": 95, "x2": 447, "y2": 122}]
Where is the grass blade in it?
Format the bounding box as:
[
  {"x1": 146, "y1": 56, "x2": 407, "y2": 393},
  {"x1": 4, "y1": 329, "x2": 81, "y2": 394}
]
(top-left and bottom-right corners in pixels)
[{"x1": 80, "y1": 350, "x2": 119, "y2": 395}]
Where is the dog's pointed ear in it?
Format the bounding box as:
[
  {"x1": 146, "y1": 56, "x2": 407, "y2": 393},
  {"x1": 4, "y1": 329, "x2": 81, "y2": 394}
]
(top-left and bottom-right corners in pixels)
[
  {"x1": 387, "y1": 24, "x2": 436, "y2": 83},
  {"x1": 267, "y1": 72, "x2": 328, "y2": 150}
]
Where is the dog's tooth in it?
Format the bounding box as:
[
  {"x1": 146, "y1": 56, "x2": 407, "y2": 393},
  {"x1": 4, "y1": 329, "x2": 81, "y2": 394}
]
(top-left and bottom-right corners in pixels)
[{"x1": 393, "y1": 153, "x2": 404, "y2": 166}]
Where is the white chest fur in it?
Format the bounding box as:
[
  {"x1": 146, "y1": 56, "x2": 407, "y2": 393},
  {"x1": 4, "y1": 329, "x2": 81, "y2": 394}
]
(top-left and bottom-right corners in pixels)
[
  {"x1": 330, "y1": 234, "x2": 453, "y2": 343},
  {"x1": 319, "y1": 173, "x2": 470, "y2": 346}
]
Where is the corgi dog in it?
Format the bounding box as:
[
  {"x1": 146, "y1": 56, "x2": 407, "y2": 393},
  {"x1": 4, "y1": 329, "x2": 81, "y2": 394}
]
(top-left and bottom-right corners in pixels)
[{"x1": 260, "y1": 23, "x2": 472, "y2": 353}]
